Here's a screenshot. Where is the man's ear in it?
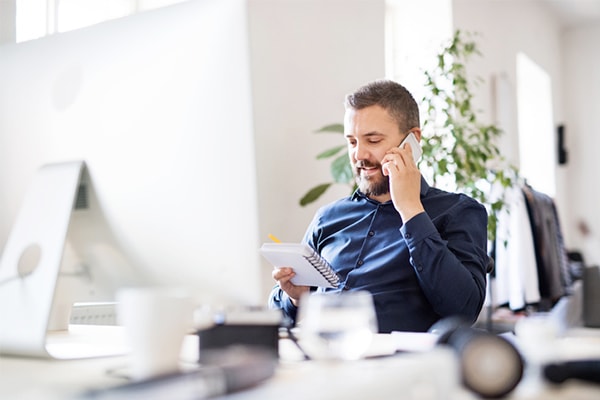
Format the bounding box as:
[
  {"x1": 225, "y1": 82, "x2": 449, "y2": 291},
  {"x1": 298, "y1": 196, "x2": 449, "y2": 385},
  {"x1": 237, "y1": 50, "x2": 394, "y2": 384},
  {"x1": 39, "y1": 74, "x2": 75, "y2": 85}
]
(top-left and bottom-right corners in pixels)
[{"x1": 411, "y1": 128, "x2": 422, "y2": 142}]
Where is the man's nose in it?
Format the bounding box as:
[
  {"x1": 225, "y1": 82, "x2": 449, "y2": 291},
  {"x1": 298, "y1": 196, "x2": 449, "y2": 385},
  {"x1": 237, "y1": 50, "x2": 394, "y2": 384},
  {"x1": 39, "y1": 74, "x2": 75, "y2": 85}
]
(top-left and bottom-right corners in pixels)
[{"x1": 353, "y1": 142, "x2": 369, "y2": 161}]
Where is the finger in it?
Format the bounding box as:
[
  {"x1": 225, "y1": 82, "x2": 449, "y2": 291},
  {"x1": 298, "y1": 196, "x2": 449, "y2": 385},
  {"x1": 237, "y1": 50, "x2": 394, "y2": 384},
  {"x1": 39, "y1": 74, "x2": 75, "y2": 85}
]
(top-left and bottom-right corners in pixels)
[
  {"x1": 272, "y1": 267, "x2": 294, "y2": 280},
  {"x1": 381, "y1": 152, "x2": 399, "y2": 166},
  {"x1": 387, "y1": 142, "x2": 414, "y2": 165},
  {"x1": 382, "y1": 160, "x2": 395, "y2": 176},
  {"x1": 401, "y1": 142, "x2": 419, "y2": 166}
]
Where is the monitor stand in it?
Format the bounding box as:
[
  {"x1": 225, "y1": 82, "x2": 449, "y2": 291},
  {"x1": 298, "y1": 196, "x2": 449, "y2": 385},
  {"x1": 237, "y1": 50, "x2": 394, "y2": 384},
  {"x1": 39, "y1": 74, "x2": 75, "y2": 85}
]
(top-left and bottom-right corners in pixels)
[{"x1": 0, "y1": 161, "x2": 129, "y2": 359}]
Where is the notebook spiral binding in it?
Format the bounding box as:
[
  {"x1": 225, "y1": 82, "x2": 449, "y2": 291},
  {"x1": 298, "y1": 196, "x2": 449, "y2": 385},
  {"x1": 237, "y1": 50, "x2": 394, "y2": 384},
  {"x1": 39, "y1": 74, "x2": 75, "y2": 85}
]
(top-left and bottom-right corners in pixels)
[{"x1": 303, "y1": 251, "x2": 340, "y2": 288}]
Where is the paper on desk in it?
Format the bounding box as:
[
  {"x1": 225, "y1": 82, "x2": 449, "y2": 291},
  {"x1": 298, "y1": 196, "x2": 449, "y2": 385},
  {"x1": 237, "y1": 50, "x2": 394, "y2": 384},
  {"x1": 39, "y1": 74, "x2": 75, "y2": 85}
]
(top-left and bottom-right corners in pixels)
[
  {"x1": 390, "y1": 331, "x2": 439, "y2": 352},
  {"x1": 362, "y1": 332, "x2": 439, "y2": 358},
  {"x1": 363, "y1": 334, "x2": 398, "y2": 358}
]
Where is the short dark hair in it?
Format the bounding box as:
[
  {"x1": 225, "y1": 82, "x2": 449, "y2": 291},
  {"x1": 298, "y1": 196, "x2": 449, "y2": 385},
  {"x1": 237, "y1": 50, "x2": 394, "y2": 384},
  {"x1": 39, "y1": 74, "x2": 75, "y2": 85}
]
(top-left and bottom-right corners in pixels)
[{"x1": 344, "y1": 80, "x2": 420, "y2": 132}]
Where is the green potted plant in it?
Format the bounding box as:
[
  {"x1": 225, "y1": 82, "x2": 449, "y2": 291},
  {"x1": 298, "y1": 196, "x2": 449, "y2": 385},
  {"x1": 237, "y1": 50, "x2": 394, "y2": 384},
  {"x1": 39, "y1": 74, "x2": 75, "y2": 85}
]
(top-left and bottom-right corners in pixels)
[{"x1": 299, "y1": 30, "x2": 517, "y2": 242}]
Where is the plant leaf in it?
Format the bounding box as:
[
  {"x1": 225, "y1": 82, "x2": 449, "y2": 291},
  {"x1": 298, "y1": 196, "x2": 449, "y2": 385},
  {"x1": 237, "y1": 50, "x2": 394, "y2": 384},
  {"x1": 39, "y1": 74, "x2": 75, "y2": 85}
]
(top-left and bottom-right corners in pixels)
[
  {"x1": 299, "y1": 183, "x2": 332, "y2": 206},
  {"x1": 316, "y1": 123, "x2": 344, "y2": 134},
  {"x1": 331, "y1": 154, "x2": 353, "y2": 183},
  {"x1": 316, "y1": 145, "x2": 345, "y2": 159}
]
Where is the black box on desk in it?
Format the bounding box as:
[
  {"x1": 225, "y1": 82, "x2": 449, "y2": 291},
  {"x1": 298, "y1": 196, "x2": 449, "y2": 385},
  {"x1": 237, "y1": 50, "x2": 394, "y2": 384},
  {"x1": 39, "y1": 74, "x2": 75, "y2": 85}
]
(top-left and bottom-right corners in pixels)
[{"x1": 197, "y1": 309, "x2": 282, "y2": 363}]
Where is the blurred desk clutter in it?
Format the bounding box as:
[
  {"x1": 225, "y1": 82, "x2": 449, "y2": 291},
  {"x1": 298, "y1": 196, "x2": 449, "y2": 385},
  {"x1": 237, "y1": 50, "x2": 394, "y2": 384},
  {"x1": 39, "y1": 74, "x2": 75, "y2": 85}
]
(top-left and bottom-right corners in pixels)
[{"x1": 1, "y1": 304, "x2": 600, "y2": 400}]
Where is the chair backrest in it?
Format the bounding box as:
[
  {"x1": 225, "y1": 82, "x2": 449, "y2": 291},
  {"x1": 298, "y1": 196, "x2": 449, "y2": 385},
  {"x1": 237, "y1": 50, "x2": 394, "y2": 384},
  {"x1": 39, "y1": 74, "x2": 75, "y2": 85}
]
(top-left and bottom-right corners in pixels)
[{"x1": 486, "y1": 257, "x2": 495, "y2": 274}]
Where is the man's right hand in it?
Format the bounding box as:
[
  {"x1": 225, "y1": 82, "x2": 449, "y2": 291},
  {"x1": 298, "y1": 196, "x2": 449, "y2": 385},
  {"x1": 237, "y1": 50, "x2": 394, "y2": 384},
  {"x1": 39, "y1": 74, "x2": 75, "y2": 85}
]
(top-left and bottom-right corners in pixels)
[{"x1": 271, "y1": 267, "x2": 310, "y2": 306}]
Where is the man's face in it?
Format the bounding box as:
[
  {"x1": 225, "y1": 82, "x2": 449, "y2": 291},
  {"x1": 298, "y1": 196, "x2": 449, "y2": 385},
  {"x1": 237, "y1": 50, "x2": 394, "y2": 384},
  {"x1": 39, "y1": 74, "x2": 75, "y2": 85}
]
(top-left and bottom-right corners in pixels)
[{"x1": 344, "y1": 105, "x2": 403, "y2": 199}]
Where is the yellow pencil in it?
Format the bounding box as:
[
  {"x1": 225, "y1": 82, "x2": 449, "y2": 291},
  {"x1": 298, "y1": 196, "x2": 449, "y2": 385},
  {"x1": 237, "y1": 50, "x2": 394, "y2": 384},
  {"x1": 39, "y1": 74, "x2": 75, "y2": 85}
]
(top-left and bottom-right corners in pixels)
[{"x1": 268, "y1": 233, "x2": 282, "y2": 243}]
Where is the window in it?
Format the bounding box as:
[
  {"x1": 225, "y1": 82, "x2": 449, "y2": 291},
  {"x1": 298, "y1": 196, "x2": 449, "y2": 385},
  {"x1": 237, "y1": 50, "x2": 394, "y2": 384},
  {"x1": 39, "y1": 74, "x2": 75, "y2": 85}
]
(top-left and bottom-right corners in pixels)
[
  {"x1": 16, "y1": 0, "x2": 184, "y2": 43},
  {"x1": 516, "y1": 52, "x2": 556, "y2": 196}
]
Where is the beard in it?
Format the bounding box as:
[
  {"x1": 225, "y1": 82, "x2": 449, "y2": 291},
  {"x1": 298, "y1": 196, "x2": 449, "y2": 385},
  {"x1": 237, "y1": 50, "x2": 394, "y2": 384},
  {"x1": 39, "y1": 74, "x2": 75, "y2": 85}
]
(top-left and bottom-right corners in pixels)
[{"x1": 354, "y1": 160, "x2": 390, "y2": 197}]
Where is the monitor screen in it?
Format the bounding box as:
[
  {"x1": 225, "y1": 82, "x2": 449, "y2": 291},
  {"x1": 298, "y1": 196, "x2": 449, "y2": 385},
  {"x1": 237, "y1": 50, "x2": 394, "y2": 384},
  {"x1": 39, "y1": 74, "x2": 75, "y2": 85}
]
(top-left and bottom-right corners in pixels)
[{"x1": 0, "y1": 0, "x2": 262, "y2": 326}]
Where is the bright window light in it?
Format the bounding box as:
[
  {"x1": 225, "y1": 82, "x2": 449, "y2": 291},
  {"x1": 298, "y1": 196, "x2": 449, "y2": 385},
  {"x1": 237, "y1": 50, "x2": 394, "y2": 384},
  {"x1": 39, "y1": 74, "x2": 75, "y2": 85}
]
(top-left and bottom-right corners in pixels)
[
  {"x1": 15, "y1": 0, "x2": 48, "y2": 42},
  {"x1": 15, "y1": 0, "x2": 185, "y2": 43},
  {"x1": 516, "y1": 52, "x2": 556, "y2": 196}
]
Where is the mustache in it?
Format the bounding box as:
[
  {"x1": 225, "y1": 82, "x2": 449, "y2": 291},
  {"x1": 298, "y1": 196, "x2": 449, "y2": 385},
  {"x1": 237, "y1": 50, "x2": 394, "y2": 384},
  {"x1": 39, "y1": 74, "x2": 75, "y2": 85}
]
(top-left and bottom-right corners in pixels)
[{"x1": 355, "y1": 160, "x2": 381, "y2": 169}]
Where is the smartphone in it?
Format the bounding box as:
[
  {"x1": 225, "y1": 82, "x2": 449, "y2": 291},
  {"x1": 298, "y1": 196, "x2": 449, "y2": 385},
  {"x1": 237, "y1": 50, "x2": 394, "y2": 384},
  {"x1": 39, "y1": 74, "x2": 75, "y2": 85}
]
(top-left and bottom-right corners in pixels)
[{"x1": 400, "y1": 132, "x2": 422, "y2": 163}]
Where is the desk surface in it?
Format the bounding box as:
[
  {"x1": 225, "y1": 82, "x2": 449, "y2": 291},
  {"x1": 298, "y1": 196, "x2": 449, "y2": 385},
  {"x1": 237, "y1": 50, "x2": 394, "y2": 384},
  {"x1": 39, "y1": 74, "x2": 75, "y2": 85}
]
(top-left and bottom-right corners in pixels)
[{"x1": 2, "y1": 327, "x2": 600, "y2": 400}]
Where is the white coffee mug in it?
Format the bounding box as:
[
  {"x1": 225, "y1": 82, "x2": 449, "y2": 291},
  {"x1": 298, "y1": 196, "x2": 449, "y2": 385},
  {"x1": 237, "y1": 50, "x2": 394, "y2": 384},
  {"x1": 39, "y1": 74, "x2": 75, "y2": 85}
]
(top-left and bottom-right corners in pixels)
[{"x1": 117, "y1": 287, "x2": 194, "y2": 381}]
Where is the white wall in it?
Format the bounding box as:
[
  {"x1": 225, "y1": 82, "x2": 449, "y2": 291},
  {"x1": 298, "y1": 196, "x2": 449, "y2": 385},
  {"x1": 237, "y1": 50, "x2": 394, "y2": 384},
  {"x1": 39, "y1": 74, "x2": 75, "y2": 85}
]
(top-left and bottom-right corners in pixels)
[
  {"x1": 563, "y1": 24, "x2": 600, "y2": 256},
  {"x1": 248, "y1": 0, "x2": 386, "y2": 298},
  {"x1": 0, "y1": 0, "x2": 15, "y2": 44},
  {"x1": 451, "y1": 0, "x2": 573, "y2": 242},
  {"x1": 452, "y1": 0, "x2": 600, "y2": 260}
]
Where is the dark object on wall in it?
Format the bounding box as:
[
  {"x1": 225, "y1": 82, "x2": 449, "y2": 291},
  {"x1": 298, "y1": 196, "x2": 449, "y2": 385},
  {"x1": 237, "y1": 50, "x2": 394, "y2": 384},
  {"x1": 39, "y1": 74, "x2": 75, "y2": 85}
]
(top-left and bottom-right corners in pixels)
[
  {"x1": 430, "y1": 317, "x2": 524, "y2": 398},
  {"x1": 557, "y1": 124, "x2": 568, "y2": 165}
]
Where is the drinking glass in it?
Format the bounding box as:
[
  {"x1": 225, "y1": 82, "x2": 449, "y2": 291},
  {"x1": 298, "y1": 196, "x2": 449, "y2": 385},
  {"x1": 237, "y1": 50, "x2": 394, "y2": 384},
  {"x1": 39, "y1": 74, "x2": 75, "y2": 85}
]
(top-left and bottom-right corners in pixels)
[{"x1": 297, "y1": 291, "x2": 377, "y2": 361}]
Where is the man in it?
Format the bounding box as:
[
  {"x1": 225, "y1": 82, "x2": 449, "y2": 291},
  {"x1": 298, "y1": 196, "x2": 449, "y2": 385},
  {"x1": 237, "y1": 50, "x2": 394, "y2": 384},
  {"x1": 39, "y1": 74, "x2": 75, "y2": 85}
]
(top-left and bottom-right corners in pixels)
[{"x1": 269, "y1": 80, "x2": 489, "y2": 333}]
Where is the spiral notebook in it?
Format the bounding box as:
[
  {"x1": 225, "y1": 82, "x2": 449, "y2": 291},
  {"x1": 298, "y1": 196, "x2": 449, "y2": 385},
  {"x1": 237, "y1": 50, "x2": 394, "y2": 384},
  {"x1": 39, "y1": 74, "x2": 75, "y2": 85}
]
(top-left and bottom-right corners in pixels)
[{"x1": 259, "y1": 243, "x2": 340, "y2": 288}]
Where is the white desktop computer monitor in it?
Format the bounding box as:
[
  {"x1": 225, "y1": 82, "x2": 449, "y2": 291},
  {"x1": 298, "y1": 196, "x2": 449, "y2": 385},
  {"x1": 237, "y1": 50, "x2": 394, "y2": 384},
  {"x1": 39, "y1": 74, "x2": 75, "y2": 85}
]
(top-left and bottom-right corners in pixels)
[{"x1": 0, "y1": 0, "x2": 262, "y2": 357}]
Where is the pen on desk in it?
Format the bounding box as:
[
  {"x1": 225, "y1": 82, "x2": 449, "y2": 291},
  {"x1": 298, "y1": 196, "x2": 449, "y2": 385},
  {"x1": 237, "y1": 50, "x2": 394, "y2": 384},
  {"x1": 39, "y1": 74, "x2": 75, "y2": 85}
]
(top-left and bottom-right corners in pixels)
[{"x1": 268, "y1": 234, "x2": 282, "y2": 243}]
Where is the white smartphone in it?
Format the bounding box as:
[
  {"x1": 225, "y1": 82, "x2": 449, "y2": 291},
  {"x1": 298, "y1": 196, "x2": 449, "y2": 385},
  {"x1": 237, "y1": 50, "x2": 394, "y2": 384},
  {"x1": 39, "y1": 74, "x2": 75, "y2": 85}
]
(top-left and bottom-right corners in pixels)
[{"x1": 400, "y1": 132, "x2": 422, "y2": 163}]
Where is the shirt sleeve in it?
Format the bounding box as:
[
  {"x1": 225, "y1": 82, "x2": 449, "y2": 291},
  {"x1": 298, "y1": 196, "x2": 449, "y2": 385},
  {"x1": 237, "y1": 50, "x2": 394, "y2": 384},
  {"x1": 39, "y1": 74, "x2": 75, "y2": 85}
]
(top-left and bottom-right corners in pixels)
[
  {"x1": 266, "y1": 213, "x2": 325, "y2": 326},
  {"x1": 267, "y1": 285, "x2": 299, "y2": 324},
  {"x1": 400, "y1": 204, "x2": 488, "y2": 322}
]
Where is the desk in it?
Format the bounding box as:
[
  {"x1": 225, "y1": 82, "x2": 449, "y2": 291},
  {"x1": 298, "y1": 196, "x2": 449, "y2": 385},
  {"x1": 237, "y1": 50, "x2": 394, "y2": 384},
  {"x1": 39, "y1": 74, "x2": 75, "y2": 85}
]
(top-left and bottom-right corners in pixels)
[{"x1": 1, "y1": 327, "x2": 600, "y2": 399}]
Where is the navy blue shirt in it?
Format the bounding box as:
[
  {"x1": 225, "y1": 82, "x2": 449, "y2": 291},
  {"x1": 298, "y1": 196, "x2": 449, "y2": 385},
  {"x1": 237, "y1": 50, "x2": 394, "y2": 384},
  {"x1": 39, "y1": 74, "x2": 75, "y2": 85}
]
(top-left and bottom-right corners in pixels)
[{"x1": 269, "y1": 177, "x2": 489, "y2": 333}]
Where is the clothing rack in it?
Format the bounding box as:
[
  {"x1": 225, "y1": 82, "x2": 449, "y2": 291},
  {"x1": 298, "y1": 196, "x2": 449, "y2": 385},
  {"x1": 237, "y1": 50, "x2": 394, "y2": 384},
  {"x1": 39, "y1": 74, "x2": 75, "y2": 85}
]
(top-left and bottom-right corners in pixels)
[{"x1": 483, "y1": 182, "x2": 578, "y2": 332}]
